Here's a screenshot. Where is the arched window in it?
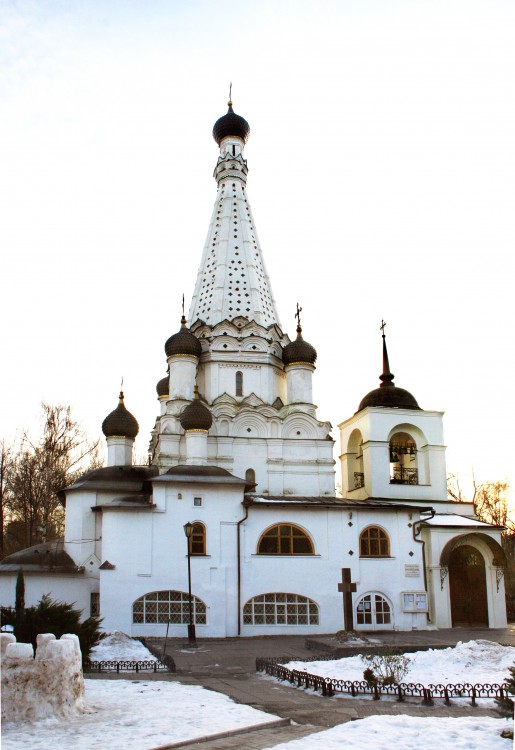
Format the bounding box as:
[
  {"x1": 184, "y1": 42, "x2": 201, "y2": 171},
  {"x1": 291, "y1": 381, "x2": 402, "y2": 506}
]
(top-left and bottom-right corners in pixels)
[
  {"x1": 133, "y1": 590, "x2": 207, "y2": 624},
  {"x1": 245, "y1": 468, "x2": 255, "y2": 484},
  {"x1": 189, "y1": 523, "x2": 206, "y2": 555},
  {"x1": 236, "y1": 371, "x2": 243, "y2": 396},
  {"x1": 243, "y1": 593, "x2": 319, "y2": 625},
  {"x1": 389, "y1": 432, "x2": 418, "y2": 485},
  {"x1": 356, "y1": 593, "x2": 392, "y2": 627},
  {"x1": 257, "y1": 524, "x2": 314, "y2": 555},
  {"x1": 360, "y1": 526, "x2": 390, "y2": 557}
]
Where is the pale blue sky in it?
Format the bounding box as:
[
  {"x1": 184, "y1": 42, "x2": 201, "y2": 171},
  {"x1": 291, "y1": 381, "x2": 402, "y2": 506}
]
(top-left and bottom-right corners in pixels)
[{"x1": 1, "y1": 0, "x2": 514, "y2": 498}]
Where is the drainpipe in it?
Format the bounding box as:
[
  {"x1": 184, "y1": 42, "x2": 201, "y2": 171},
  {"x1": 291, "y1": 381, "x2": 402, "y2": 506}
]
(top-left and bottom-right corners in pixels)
[
  {"x1": 237, "y1": 499, "x2": 251, "y2": 636},
  {"x1": 413, "y1": 508, "x2": 435, "y2": 622}
]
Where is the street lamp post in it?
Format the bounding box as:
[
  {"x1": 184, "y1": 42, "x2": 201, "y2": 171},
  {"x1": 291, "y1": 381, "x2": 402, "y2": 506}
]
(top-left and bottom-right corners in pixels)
[{"x1": 183, "y1": 522, "x2": 197, "y2": 647}]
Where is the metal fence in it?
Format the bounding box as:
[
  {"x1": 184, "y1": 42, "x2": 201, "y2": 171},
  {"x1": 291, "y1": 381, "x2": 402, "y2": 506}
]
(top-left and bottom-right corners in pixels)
[
  {"x1": 84, "y1": 659, "x2": 169, "y2": 673},
  {"x1": 256, "y1": 657, "x2": 509, "y2": 706}
]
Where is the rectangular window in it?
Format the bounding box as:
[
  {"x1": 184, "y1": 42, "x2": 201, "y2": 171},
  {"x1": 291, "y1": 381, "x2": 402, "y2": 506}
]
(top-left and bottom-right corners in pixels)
[
  {"x1": 194, "y1": 497, "x2": 202, "y2": 507},
  {"x1": 90, "y1": 592, "x2": 100, "y2": 617}
]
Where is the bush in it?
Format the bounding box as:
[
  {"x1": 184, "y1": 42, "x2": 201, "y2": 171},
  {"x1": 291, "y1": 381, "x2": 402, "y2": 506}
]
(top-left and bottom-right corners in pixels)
[
  {"x1": 495, "y1": 664, "x2": 515, "y2": 718},
  {"x1": 2, "y1": 594, "x2": 104, "y2": 660},
  {"x1": 361, "y1": 649, "x2": 410, "y2": 686}
]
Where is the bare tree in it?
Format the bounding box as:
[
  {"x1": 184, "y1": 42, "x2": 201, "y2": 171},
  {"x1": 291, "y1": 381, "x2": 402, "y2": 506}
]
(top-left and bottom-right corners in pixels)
[
  {"x1": 474, "y1": 480, "x2": 513, "y2": 531},
  {"x1": 1, "y1": 404, "x2": 102, "y2": 557},
  {"x1": 0, "y1": 440, "x2": 12, "y2": 559},
  {"x1": 448, "y1": 473, "x2": 513, "y2": 532}
]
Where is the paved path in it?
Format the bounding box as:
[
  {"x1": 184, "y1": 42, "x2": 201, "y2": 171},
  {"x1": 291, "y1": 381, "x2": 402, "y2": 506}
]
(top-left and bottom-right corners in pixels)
[{"x1": 137, "y1": 628, "x2": 513, "y2": 749}]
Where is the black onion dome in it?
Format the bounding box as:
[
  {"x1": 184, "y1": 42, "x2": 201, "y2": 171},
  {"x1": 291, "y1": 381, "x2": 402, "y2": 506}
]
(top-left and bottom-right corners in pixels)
[
  {"x1": 165, "y1": 316, "x2": 202, "y2": 358},
  {"x1": 357, "y1": 331, "x2": 421, "y2": 412},
  {"x1": 213, "y1": 102, "x2": 250, "y2": 145},
  {"x1": 102, "y1": 392, "x2": 139, "y2": 438},
  {"x1": 282, "y1": 326, "x2": 317, "y2": 366},
  {"x1": 358, "y1": 386, "x2": 420, "y2": 412},
  {"x1": 156, "y1": 375, "x2": 169, "y2": 397},
  {"x1": 180, "y1": 388, "x2": 213, "y2": 431}
]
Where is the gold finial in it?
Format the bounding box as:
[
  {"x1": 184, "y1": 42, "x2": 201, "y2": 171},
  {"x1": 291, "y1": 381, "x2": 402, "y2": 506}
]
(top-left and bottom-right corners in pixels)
[
  {"x1": 193, "y1": 385, "x2": 200, "y2": 399},
  {"x1": 228, "y1": 81, "x2": 233, "y2": 108},
  {"x1": 119, "y1": 377, "x2": 124, "y2": 401}
]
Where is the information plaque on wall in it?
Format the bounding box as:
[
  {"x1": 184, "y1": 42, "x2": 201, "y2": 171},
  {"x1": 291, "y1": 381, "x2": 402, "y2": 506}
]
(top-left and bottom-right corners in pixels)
[{"x1": 404, "y1": 564, "x2": 420, "y2": 577}]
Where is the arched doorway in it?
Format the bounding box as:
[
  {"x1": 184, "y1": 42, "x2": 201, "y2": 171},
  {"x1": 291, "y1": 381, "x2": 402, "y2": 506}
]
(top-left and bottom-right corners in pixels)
[{"x1": 449, "y1": 545, "x2": 488, "y2": 626}]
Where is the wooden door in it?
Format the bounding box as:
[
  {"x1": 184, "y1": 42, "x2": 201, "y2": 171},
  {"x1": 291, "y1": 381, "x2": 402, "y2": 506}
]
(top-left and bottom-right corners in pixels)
[{"x1": 449, "y1": 545, "x2": 488, "y2": 626}]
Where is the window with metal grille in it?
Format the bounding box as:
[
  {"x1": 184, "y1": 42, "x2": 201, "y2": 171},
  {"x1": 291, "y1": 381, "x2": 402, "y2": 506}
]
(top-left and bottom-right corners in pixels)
[
  {"x1": 132, "y1": 590, "x2": 207, "y2": 624},
  {"x1": 359, "y1": 526, "x2": 390, "y2": 557},
  {"x1": 243, "y1": 593, "x2": 319, "y2": 625},
  {"x1": 257, "y1": 524, "x2": 314, "y2": 555}
]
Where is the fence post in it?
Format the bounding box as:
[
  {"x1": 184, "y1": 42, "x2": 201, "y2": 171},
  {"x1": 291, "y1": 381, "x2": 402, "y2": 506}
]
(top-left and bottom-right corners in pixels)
[
  {"x1": 422, "y1": 689, "x2": 434, "y2": 706},
  {"x1": 444, "y1": 687, "x2": 451, "y2": 705},
  {"x1": 471, "y1": 687, "x2": 477, "y2": 707},
  {"x1": 373, "y1": 684, "x2": 380, "y2": 701},
  {"x1": 397, "y1": 685, "x2": 404, "y2": 702}
]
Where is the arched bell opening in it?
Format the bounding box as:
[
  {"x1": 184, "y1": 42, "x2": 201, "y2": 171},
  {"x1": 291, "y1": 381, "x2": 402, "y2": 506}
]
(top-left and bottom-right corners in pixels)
[
  {"x1": 389, "y1": 431, "x2": 418, "y2": 485},
  {"x1": 346, "y1": 428, "x2": 364, "y2": 490}
]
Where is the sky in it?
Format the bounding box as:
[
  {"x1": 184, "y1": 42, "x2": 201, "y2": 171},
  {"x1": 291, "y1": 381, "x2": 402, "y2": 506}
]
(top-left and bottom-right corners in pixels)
[{"x1": 1, "y1": 0, "x2": 514, "y2": 500}]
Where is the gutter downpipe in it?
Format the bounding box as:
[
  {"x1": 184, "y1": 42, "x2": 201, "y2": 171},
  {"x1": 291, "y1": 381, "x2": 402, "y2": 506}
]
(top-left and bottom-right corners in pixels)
[
  {"x1": 237, "y1": 499, "x2": 250, "y2": 636},
  {"x1": 413, "y1": 507, "x2": 435, "y2": 622}
]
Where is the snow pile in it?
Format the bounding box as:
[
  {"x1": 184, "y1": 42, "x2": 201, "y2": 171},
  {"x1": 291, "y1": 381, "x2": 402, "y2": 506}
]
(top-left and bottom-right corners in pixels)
[
  {"x1": 1, "y1": 679, "x2": 280, "y2": 750},
  {"x1": 1, "y1": 633, "x2": 85, "y2": 722},
  {"x1": 267, "y1": 716, "x2": 513, "y2": 750},
  {"x1": 90, "y1": 632, "x2": 157, "y2": 662},
  {"x1": 283, "y1": 640, "x2": 515, "y2": 685}
]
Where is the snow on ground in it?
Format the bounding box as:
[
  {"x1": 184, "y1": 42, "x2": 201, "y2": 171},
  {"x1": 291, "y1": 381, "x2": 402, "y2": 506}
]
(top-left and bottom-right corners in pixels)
[
  {"x1": 265, "y1": 716, "x2": 513, "y2": 750},
  {"x1": 1, "y1": 679, "x2": 279, "y2": 750},
  {"x1": 89, "y1": 632, "x2": 157, "y2": 662},
  {"x1": 283, "y1": 640, "x2": 515, "y2": 686}
]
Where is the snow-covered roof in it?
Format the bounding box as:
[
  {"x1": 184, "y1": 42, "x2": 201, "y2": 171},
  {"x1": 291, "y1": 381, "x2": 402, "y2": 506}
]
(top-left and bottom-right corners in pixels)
[
  {"x1": 249, "y1": 496, "x2": 427, "y2": 511},
  {"x1": 422, "y1": 513, "x2": 497, "y2": 528}
]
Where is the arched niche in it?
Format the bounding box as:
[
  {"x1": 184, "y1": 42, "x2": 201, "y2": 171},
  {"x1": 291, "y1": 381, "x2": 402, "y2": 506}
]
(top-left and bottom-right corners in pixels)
[{"x1": 233, "y1": 414, "x2": 268, "y2": 439}]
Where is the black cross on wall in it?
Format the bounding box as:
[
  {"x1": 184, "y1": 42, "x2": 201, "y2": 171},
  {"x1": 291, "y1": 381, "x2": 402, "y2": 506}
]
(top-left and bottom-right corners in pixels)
[{"x1": 338, "y1": 567, "x2": 357, "y2": 631}]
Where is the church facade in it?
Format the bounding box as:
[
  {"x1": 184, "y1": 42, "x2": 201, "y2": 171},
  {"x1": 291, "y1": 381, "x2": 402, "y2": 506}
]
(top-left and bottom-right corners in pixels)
[{"x1": 0, "y1": 101, "x2": 507, "y2": 635}]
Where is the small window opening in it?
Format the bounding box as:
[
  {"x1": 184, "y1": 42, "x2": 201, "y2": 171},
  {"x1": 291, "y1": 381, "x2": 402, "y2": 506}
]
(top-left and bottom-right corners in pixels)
[
  {"x1": 245, "y1": 468, "x2": 255, "y2": 484},
  {"x1": 236, "y1": 371, "x2": 243, "y2": 396}
]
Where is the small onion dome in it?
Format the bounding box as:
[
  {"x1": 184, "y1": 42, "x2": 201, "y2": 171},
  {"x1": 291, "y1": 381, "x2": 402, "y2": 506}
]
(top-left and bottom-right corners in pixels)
[
  {"x1": 165, "y1": 316, "x2": 202, "y2": 358},
  {"x1": 102, "y1": 392, "x2": 139, "y2": 438},
  {"x1": 156, "y1": 374, "x2": 169, "y2": 398},
  {"x1": 282, "y1": 325, "x2": 317, "y2": 366},
  {"x1": 213, "y1": 101, "x2": 250, "y2": 145},
  {"x1": 180, "y1": 387, "x2": 213, "y2": 432},
  {"x1": 357, "y1": 332, "x2": 421, "y2": 412}
]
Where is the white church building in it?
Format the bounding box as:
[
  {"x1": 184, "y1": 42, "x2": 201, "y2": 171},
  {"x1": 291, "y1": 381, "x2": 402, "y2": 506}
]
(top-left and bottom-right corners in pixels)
[{"x1": 0, "y1": 100, "x2": 507, "y2": 635}]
